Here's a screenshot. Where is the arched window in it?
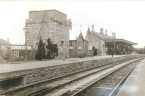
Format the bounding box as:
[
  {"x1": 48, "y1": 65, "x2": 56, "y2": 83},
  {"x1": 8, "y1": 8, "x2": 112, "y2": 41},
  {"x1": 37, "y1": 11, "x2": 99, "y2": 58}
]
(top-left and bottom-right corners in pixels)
[{"x1": 78, "y1": 41, "x2": 81, "y2": 49}]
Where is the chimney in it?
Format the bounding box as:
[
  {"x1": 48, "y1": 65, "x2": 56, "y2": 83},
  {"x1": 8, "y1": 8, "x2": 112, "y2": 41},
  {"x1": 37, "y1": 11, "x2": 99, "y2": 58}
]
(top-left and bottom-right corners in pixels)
[
  {"x1": 92, "y1": 24, "x2": 94, "y2": 32},
  {"x1": 100, "y1": 28, "x2": 103, "y2": 34},
  {"x1": 7, "y1": 38, "x2": 9, "y2": 43},
  {"x1": 67, "y1": 19, "x2": 72, "y2": 30},
  {"x1": 112, "y1": 32, "x2": 116, "y2": 38},
  {"x1": 105, "y1": 30, "x2": 107, "y2": 35}
]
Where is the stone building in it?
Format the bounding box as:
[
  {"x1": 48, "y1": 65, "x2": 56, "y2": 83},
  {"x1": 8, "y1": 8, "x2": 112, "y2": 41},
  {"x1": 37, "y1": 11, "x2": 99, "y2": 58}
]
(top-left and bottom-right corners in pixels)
[
  {"x1": 69, "y1": 32, "x2": 88, "y2": 57},
  {"x1": 85, "y1": 24, "x2": 137, "y2": 55},
  {"x1": 0, "y1": 38, "x2": 11, "y2": 63},
  {"x1": 0, "y1": 38, "x2": 11, "y2": 56},
  {"x1": 24, "y1": 9, "x2": 72, "y2": 58},
  {"x1": 85, "y1": 25, "x2": 106, "y2": 56}
]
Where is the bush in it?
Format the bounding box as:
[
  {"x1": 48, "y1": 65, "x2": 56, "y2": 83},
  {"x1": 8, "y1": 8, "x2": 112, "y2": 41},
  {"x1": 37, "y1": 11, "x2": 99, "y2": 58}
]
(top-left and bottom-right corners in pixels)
[
  {"x1": 35, "y1": 39, "x2": 46, "y2": 60},
  {"x1": 46, "y1": 38, "x2": 58, "y2": 59}
]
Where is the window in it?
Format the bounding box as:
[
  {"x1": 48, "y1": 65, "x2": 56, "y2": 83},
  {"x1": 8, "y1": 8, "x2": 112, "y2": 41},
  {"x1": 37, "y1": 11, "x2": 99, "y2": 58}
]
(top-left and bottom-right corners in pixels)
[
  {"x1": 78, "y1": 46, "x2": 81, "y2": 49},
  {"x1": 69, "y1": 41, "x2": 73, "y2": 49},
  {"x1": 78, "y1": 41, "x2": 81, "y2": 49},
  {"x1": 69, "y1": 41, "x2": 73, "y2": 46}
]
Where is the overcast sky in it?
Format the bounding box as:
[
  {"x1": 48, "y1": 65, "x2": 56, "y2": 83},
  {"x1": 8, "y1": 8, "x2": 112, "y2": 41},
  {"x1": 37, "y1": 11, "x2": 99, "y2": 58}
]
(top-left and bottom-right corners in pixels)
[{"x1": 0, "y1": 1, "x2": 145, "y2": 48}]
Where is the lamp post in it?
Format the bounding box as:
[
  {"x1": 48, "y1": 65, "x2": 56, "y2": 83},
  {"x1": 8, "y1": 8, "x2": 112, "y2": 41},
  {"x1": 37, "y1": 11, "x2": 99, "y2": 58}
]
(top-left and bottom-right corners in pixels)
[
  {"x1": 61, "y1": 41, "x2": 65, "y2": 61},
  {"x1": 23, "y1": 27, "x2": 27, "y2": 62},
  {"x1": 112, "y1": 40, "x2": 114, "y2": 57}
]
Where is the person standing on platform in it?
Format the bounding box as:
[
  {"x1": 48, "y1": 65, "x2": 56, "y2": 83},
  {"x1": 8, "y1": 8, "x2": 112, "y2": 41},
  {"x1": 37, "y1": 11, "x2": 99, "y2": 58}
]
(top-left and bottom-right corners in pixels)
[
  {"x1": 111, "y1": 48, "x2": 114, "y2": 57},
  {"x1": 62, "y1": 47, "x2": 65, "y2": 61}
]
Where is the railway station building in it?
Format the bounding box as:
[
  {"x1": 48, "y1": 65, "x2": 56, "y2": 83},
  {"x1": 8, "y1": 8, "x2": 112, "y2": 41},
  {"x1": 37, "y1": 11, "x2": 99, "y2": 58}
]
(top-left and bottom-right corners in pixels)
[
  {"x1": 85, "y1": 25, "x2": 137, "y2": 55},
  {"x1": 0, "y1": 38, "x2": 11, "y2": 56},
  {"x1": 24, "y1": 9, "x2": 72, "y2": 58},
  {"x1": 69, "y1": 32, "x2": 88, "y2": 58},
  {"x1": 24, "y1": 9, "x2": 136, "y2": 58},
  {"x1": 69, "y1": 24, "x2": 137, "y2": 57},
  {"x1": 0, "y1": 38, "x2": 11, "y2": 63}
]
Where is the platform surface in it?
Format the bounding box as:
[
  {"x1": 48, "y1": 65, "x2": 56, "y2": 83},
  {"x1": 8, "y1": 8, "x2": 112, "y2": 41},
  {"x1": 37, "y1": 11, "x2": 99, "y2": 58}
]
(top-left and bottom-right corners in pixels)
[
  {"x1": 0, "y1": 55, "x2": 126, "y2": 73},
  {"x1": 117, "y1": 58, "x2": 145, "y2": 96}
]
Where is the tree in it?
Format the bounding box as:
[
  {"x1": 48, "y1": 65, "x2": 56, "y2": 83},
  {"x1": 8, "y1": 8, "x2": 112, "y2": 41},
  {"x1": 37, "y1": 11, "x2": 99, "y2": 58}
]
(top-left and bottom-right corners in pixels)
[
  {"x1": 3, "y1": 47, "x2": 11, "y2": 63},
  {"x1": 46, "y1": 38, "x2": 58, "y2": 59},
  {"x1": 52, "y1": 44, "x2": 58, "y2": 57},
  {"x1": 35, "y1": 39, "x2": 46, "y2": 60},
  {"x1": 136, "y1": 48, "x2": 144, "y2": 54},
  {"x1": 46, "y1": 38, "x2": 53, "y2": 50},
  {"x1": 46, "y1": 38, "x2": 52, "y2": 59}
]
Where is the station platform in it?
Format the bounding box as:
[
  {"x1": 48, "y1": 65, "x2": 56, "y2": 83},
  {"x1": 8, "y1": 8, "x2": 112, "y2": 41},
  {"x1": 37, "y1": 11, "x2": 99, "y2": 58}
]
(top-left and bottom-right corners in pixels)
[
  {"x1": 117, "y1": 58, "x2": 145, "y2": 96},
  {"x1": 0, "y1": 55, "x2": 124, "y2": 73}
]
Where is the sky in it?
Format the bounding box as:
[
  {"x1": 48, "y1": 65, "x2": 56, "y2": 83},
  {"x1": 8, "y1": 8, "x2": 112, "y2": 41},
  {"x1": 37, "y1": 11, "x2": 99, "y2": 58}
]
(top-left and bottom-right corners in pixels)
[{"x1": 0, "y1": 0, "x2": 145, "y2": 48}]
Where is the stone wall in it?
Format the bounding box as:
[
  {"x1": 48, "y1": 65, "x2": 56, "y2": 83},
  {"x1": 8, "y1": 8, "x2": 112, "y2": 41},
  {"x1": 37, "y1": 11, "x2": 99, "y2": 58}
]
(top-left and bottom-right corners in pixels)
[
  {"x1": 25, "y1": 10, "x2": 72, "y2": 58},
  {"x1": 88, "y1": 33, "x2": 105, "y2": 56},
  {"x1": 29, "y1": 10, "x2": 67, "y2": 24},
  {"x1": 0, "y1": 54, "x2": 144, "y2": 89}
]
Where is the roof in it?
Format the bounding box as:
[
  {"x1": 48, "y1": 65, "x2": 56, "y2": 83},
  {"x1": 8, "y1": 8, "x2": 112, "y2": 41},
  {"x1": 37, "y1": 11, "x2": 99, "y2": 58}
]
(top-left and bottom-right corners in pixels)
[
  {"x1": 0, "y1": 38, "x2": 11, "y2": 45},
  {"x1": 90, "y1": 31, "x2": 137, "y2": 45},
  {"x1": 69, "y1": 32, "x2": 88, "y2": 42},
  {"x1": 85, "y1": 27, "x2": 91, "y2": 40},
  {"x1": 29, "y1": 9, "x2": 67, "y2": 15},
  {"x1": 69, "y1": 40, "x2": 76, "y2": 41},
  {"x1": 28, "y1": 9, "x2": 67, "y2": 24},
  {"x1": 92, "y1": 32, "x2": 113, "y2": 40},
  {"x1": 77, "y1": 32, "x2": 85, "y2": 41},
  {"x1": 104, "y1": 39, "x2": 137, "y2": 45}
]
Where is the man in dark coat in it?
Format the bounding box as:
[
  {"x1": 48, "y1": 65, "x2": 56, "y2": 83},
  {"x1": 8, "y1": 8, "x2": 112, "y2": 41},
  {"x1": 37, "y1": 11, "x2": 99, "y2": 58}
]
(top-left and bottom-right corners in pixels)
[{"x1": 111, "y1": 48, "x2": 114, "y2": 57}]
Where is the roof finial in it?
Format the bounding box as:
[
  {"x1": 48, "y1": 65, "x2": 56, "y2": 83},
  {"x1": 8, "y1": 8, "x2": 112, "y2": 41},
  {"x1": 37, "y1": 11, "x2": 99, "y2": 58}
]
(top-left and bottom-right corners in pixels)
[
  {"x1": 92, "y1": 24, "x2": 94, "y2": 32},
  {"x1": 80, "y1": 25, "x2": 82, "y2": 33}
]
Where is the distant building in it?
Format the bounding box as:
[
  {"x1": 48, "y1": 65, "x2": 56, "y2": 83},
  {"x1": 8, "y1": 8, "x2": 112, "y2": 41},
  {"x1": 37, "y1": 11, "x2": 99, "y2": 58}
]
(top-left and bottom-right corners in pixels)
[
  {"x1": 24, "y1": 9, "x2": 72, "y2": 58},
  {"x1": 0, "y1": 38, "x2": 11, "y2": 56},
  {"x1": 85, "y1": 25, "x2": 137, "y2": 55}
]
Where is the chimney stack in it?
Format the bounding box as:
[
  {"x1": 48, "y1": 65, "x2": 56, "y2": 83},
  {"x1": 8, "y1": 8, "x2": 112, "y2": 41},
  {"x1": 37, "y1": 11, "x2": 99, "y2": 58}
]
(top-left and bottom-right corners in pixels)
[
  {"x1": 7, "y1": 38, "x2": 9, "y2": 43},
  {"x1": 105, "y1": 30, "x2": 107, "y2": 35},
  {"x1": 112, "y1": 32, "x2": 116, "y2": 38},
  {"x1": 92, "y1": 24, "x2": 94, "y2": 32},
  {"x1": 100, "y1": 28, "x2": 103, "y2": 34}
]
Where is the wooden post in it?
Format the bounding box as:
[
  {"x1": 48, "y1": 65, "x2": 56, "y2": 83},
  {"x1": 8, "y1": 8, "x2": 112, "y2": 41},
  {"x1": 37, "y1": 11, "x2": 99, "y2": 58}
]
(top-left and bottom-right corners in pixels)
[{"x1": 12, "y1": 51, "x2": 14, "y2": 62}]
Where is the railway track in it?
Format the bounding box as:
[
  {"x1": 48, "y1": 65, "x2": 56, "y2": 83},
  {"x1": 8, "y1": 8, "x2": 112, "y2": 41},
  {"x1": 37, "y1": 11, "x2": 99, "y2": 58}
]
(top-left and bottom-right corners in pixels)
[
  {"x1": 1, "y1": 58, "x2": 143, "y2": 96},
  {"x1": 62, "y1": 58, "x2": 143, "y2": 96}
]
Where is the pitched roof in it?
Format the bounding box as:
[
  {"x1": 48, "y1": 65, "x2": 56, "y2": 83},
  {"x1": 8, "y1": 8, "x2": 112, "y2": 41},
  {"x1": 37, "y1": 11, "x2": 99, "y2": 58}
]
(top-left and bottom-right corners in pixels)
[
  {"x1": 85, "y1": 27, "x2": 91, "y2": 40},
  {"x1": 87, "y1": 27, "x2": 90, "y2": 34},
  {"x1": 0, "y1": 38, "x2": 11, "y2": 45},
  {"x1": 91, "y1": 32, "x2": 137, "y2": 45},
  {"x1": 76, "y1": 32, "x2": 84, "y2": 41},
  {"x1": 70, "y1": 31, "x2": 86, "y2": 42},
  {"x1": 92, "y1": 32, "x2": 113, "y2": 40},
  {"x1": 104, "y1": 39, "x2": 137, "y2": 45},
  {"x1": 29, "y1": 9, "x2": 67, "y2": 24}
]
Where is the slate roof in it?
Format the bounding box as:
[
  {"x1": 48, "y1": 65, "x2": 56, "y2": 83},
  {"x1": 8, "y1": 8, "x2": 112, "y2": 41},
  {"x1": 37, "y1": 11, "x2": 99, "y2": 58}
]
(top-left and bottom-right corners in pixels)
[
  {"x1": 92, "y1": 32, "x2": 113, "y2": 40},
  {"x1": 0, "y1": 38, "x2": 11, "y2": 45},
  {"x1": 91, "y1": 32, "x2": 137, "y2": 45},
  {"x1": 78, "y1": 32, "x2": 85, "y2": 41},
  {"x1": 85, "y1": 27, "x2": 91, "y2": 41},
  {"x1": 104, "y1": 39, "x2": 137, "y2": 45}
]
